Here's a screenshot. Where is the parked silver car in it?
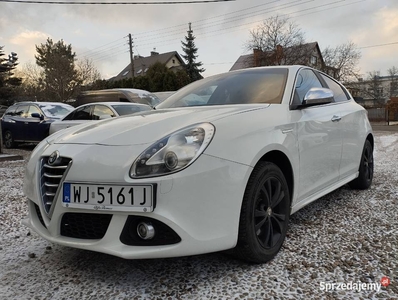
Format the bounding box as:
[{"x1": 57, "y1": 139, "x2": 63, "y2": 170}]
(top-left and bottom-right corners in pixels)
[{"x1": 49, "y1": 102, "x2": 152, "y2": 135}]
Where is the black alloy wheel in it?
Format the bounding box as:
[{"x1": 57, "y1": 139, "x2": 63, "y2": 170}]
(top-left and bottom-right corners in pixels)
[
  {"x1": 4, "y1": 131, "x2": 15, "y2": 149},
  {"x1": 349, "y1": 139, "x2": 373, "y2": 190},
  {"x1": 234, "y1": 162, "x2": 291, "y2": 263}
]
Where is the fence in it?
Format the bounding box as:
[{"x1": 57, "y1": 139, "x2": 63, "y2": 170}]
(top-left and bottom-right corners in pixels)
[{"x1": 366, "y1": 107, "x2": 398, "y2": 125}]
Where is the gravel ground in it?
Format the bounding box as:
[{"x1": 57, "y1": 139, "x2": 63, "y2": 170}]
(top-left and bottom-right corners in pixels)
[{"x1": 0, "y1": 133, "x2": 397, "y2": 300}]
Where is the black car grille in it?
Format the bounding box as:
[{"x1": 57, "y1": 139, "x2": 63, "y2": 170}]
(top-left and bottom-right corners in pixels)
[
  {"x1": 61, "y1": 213, "x2": 112, "y2": 239},
  {"x1": 40, "y1": 156, "x2": 71, "y2": 216}
]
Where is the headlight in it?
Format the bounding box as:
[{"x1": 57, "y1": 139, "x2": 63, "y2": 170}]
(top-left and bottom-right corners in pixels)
[{"x1": 130, "y1": 123, "x2": 215, "y2": 178}]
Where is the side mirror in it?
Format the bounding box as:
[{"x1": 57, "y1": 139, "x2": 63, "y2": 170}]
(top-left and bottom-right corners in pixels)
[
  {"x1": 31, "y1": 113, "x2": 44, "y2": 120},
  {"x1": 301, "y1": 87, "x2": 333, "y2": 107}
]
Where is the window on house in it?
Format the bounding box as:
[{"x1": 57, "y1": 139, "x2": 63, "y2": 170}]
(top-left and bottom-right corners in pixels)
[
  {"x1": 144, "y1": 68, "x2": 148, "y2": 73},
  {"x1": 137, "y1": 69, "x2": 142, "y2": 74},
  {"x1": 310, "y1": 56, "x2": 317, "y2": 65},
  {"x1": 172, "y1": 59, "x2": 175, "y2": 64},
  {"x1": 122, "y1": 70, "x2": 129, "y2": 76}
]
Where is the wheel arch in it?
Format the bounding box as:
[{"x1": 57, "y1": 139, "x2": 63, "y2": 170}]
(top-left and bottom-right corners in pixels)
[
  {"x1": 367, "y1": 133, "x2": 374, "y2": 150},
  {"x1": 257, "y1": 150, "x2": 294, "y2": 205}
]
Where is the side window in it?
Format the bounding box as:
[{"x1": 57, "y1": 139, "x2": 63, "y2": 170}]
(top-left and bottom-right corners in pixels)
[
  {"x1": 27, "y1": 105, "x2": 41, "y2": 118},
  {"x1": 320, "y1": 74, "x2": 349, "y2": 102},
  {"x1": 93, "y1": 105, "x2": 115, "y2": 120},
  {"x1": 5, "y1": 107, "x2": 16, "y2": 116},
  {"x1": 73, "y1": 106, "x2": 92, "y2": 120},
  {"x1": 15, "y1": 105, "x2": 29, "y2": 117},
  {"x1": 295, "y1": 69, "x2": 323, "y2": 103},
  {"x1": 63, "y1": 111, "x2": 75, "y2": 121}
]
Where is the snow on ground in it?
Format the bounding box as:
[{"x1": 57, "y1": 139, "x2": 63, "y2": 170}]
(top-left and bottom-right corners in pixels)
[{"x1": 0, "y1": 133, "x2": 397, "y2": 299}]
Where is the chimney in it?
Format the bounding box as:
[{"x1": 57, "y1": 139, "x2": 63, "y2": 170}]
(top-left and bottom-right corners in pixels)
[
  {"x1": 253, "y1": 48, "x2": 262, "y2": 67},
  {"x1": 151, "y1": 48, "x2": 159, "y2": 56}
]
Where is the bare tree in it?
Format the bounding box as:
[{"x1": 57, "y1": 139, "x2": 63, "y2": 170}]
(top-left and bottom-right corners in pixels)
[
  {"x1": 245, "y1": 15, "x2": 306, "y2": 66},
  {"x1": 387, "y1": 66, "x2": 398, "y2": 98},
  {"x1": 322, "y1": 41, "x2": 361, "y2": 82},
  {"x1": 76, "y1": 58, "x2": 102, "y2": 87},
  {"x1": 362, "y1": 71, "x2": 386, "y2": 105},
  {"x1": 19, "y1": 62, "x2": 45, "y2": 100}
]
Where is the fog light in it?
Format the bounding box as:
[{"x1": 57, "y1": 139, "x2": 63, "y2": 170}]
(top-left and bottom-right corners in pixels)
[{"x1": 137, "y1": 222, "x2": 155, "y2": 240}]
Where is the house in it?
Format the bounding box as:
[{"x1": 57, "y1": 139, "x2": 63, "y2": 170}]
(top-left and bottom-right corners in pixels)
[
  {"x1": 230, "y1": 42, "x2": 339, "y2": 78},
  {"x1": 112, "y1": 50, "x2": 185, "y2": 81},
  {"x1": 345, "y1": 74, "x2": 398, "y2": 108}
]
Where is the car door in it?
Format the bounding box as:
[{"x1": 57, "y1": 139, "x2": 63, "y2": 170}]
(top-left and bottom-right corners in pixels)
[
  {"x1": 292, "y1": 68, "x2": 343, "y2": 202},
  {"x1": 58, "y1": 105, "x2": 93, "y2": 131},
  {"x1": 12, "y1": 104, "x2": 29, "y2": 141},
  {"x1": 25, "y1": 105, "x2": 45, "y2": 141},
  {"x1": 319, "y1": 73, "x2": 364, "y2": 180}
]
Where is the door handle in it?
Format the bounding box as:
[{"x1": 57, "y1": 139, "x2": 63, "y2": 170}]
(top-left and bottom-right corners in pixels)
[{"x1": 331, "y1": 115, "x2": 341, "y2": 122}]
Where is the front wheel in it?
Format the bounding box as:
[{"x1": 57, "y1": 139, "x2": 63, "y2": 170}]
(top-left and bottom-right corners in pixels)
[
  {"x1": 349, "y1": 139, "x2": 373, "y2": 190},
  {"x1": 3, "y1": 131, "x2": 16, "y2": 149},
  {"x1": 234, "y1": 162, "x2": 291, "y2": 263}
]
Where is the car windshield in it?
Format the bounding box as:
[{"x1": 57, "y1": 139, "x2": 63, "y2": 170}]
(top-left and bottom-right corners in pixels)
[
  {"x1": 39, "y1": 103, "x2": 74, "y2": 118},
  {"x1": 125, "y1": 91, "x2": 161, "y2": 107},
  {"x1": 156, "y1": 68, "x2": 288, "y2": 109},
  {"x1": 111, "y1": 104, "x2": 152, "y2": 116}
]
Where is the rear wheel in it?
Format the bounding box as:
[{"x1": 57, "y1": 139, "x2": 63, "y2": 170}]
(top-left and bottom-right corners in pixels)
[
  {"x1": 3, "y1": 131, "x2": 16, "y2": 149},
  {"x1": 234, "y1": 162, "x2": 290, "y2": 263},
  {"x1": 349, "y1": 139, "x2": 373, "y2": 190}
]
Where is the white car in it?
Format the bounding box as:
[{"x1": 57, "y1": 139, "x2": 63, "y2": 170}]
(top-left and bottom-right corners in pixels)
[
  {"x1": 23, "y1": 66, "x2": 373, "y2": 263},
  {"x1": 49, "y1": 102, "x2": 152, "y2": 135}
]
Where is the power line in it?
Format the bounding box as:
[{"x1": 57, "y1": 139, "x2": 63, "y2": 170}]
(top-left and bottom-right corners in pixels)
[
  {"x1": 135, "y1": 0, "x2": 351, "y2": 49},
  {"x1": 0, "y1": 0, "x2": 234, "y2": 4},
  {"x1": 359, "y1": 42, "x2": 398, "y2": 49},
  {"x1": 132, "y1": 0, "x2": 281, "y2": 36},
  {"x1": 77, "y1": 36, "x2": 127, "y2": 56}
]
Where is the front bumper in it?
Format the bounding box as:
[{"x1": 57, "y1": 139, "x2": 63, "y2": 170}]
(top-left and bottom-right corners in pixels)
[{"x1": 23, "y1": 143, "x2": 252, "y2": 259}]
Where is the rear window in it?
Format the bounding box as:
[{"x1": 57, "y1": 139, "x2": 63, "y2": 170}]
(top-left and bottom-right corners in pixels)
[
  {"x1": 39, "y1": 104, "x2": 73, "y2": 118},
  {"x1": 112, "y1": 104, "x2": 152, "y2": 116}
]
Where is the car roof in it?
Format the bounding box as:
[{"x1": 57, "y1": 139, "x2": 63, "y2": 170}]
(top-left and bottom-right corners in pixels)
[
  {"x1": 75, "y1": 102, "x2": 151, "y2": 109},
  {"x1": 10, "y1": 101, "x2": 72, "y2": 107}
]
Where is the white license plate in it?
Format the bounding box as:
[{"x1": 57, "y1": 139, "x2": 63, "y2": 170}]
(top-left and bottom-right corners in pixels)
[{"x1": 62, "y1": 183, "x2": 154, "y2": 212}]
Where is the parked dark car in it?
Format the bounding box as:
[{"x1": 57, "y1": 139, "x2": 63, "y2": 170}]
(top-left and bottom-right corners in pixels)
[{"x1": 1, "y1": 101, "x2": 73, "y2": 148}]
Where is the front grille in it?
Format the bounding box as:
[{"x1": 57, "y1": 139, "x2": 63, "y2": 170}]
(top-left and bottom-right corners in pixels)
[
  {"x1": 61, "y1": 213, "x2": 112, "y2": 239},
  {"x1": 40, "y1": 156, "x2": 71, "y2": 216}
]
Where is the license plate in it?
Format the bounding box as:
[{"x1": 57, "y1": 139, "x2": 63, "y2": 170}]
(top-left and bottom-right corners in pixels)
[{"x1": 62, "y1": 183, "x2": 154, "y2": 212}]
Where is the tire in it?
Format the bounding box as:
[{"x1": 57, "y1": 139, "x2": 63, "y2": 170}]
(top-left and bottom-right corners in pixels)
[
  {"x1": 349, "y1": 139, "x2": 373, "y2": 190},
  {"x1": 3, "y1": 131, "x2": 16, "y2": 149},
  {"x1": 234, "y1": 162, "x2": 291, "y2": 263}
]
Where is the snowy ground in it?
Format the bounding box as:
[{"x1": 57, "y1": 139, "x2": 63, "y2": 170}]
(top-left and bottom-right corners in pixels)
[{"x1": 0, "y1": 133, "x2": 397, "y2": 299}]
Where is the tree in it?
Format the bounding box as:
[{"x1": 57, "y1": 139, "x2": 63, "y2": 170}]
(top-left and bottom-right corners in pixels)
[
  {"x1": 35, "y1": 38, "x2": 80, "y2": 102},
  {"x1": 363, "y1": 71, "x2": 386, "y2": 106},
  {"x1": 387, "y1": 66, "x2": 398, "y2": 98},
  {"x1": 76, "y1": 58, "x2": 102, "y2": 87},
  {"x1": 18, "y1": 62, "x2": 46, "y2": 101},
  {"x1": 181, "y1": 23, "x2": 205, "y2": 82},
  {"x1": 0, "y1": 46, "x2": 21, "y2": 106},
  {"x1": 321, "y1": 41, "x2": 361, "y2": 82},
  {"x1": 245, "y1": 15, "x2": 306, "y2": 66}
]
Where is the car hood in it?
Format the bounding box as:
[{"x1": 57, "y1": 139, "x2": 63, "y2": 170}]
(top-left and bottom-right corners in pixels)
[{"x1": 52, "y1": 105, "x2": 269, "y2": 146}]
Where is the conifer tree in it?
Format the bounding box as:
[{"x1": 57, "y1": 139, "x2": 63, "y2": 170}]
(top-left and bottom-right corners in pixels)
[{"x1": 181, "y1": 23, "x2": 205, "y2": 82}]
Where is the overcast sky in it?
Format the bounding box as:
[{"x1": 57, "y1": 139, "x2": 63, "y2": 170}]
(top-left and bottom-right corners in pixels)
[{"x1": 1, "y1": 0, "x2": 397, "y2": 80}]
